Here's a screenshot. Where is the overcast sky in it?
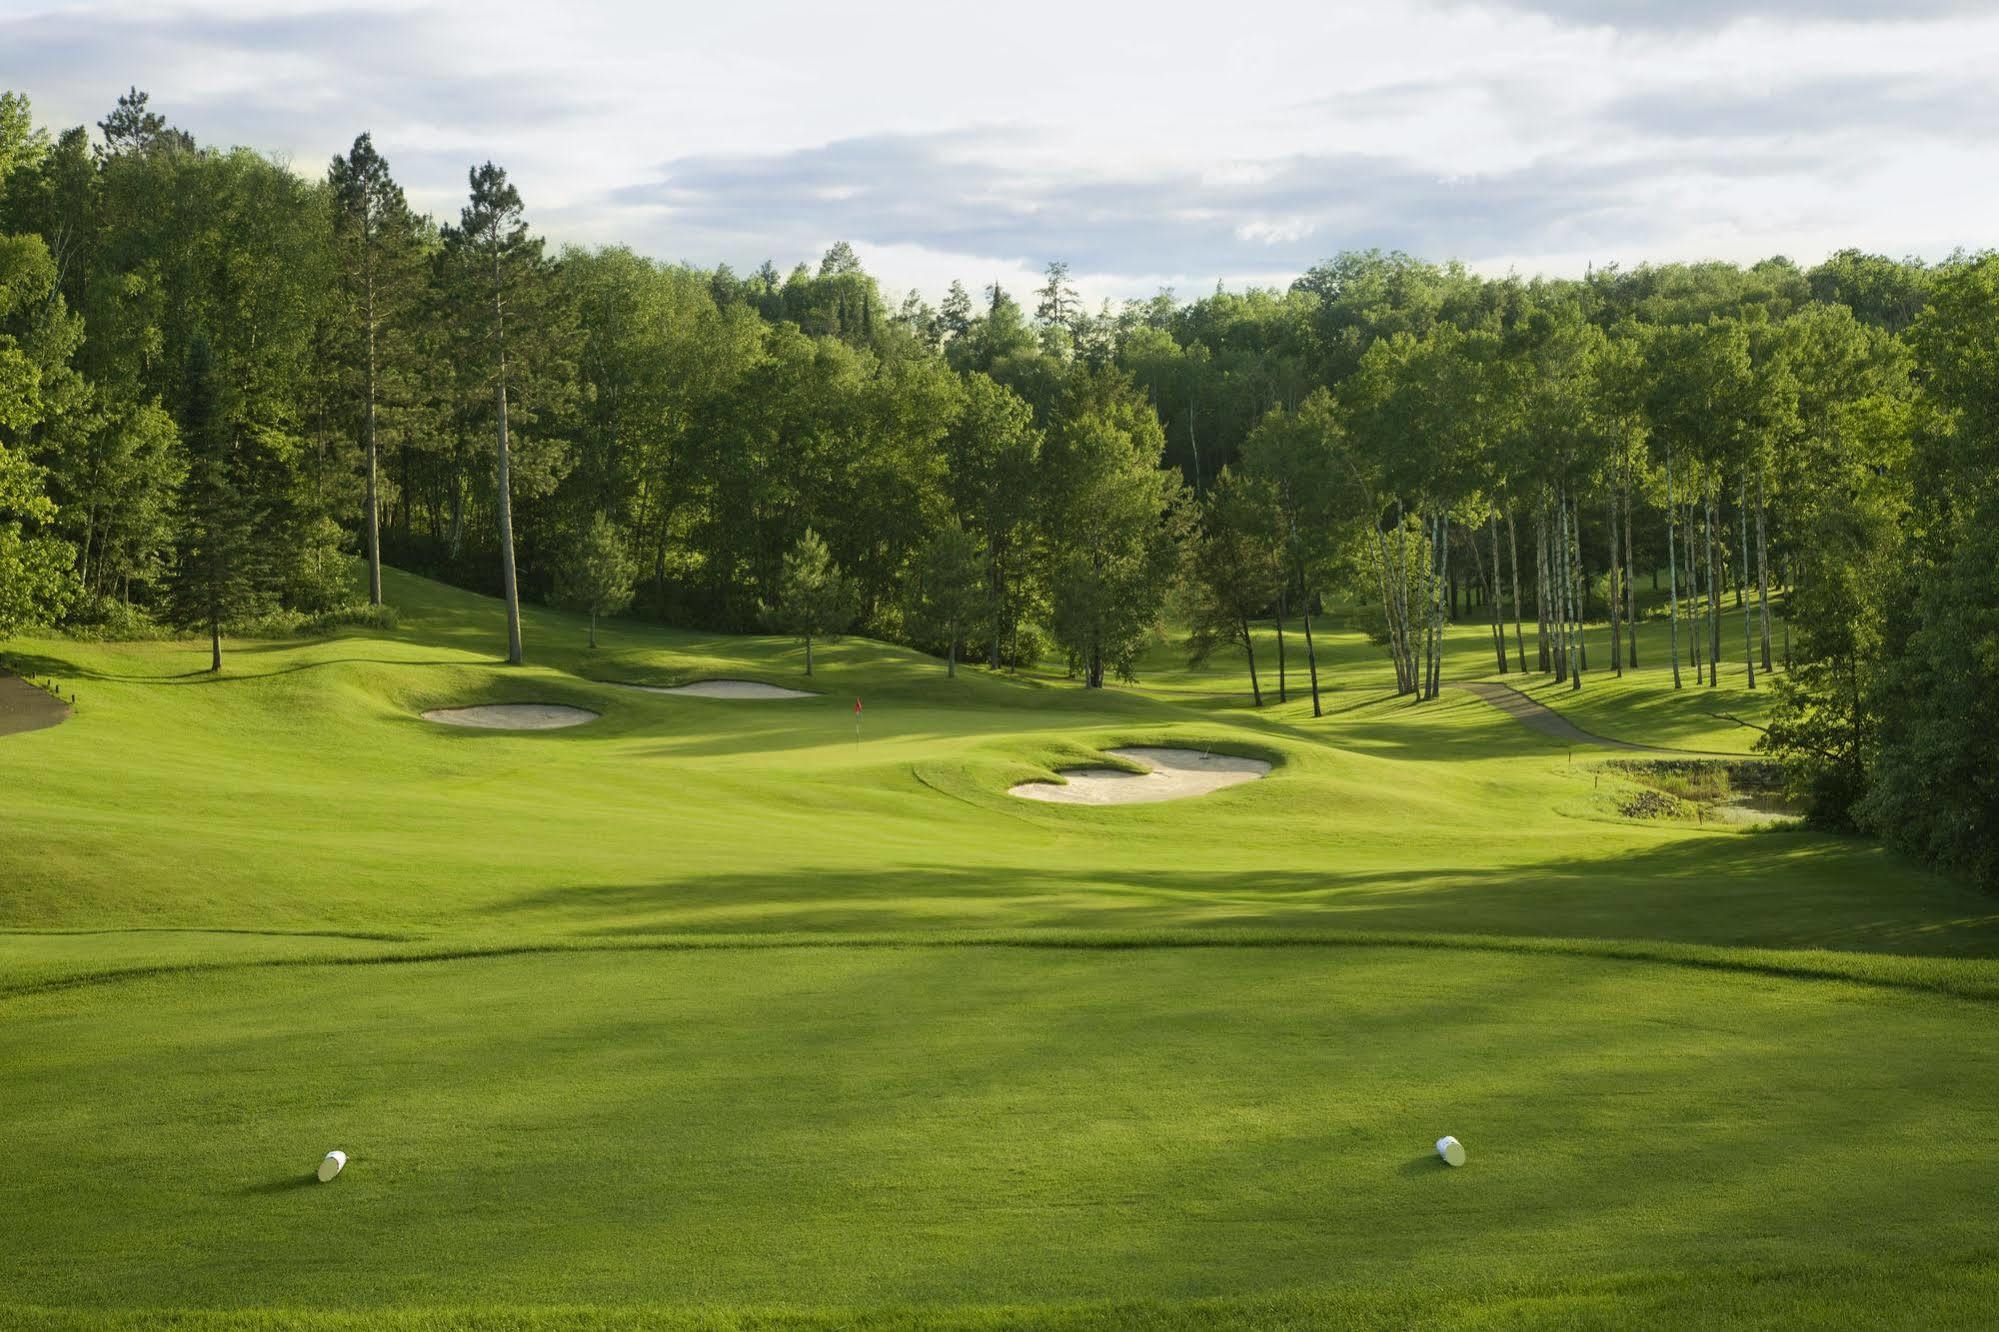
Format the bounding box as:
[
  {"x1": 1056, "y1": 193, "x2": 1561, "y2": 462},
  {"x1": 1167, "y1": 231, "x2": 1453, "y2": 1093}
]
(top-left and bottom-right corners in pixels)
[{"x1": 7, "y1": 0, "x2": 1997, "y2": 305}]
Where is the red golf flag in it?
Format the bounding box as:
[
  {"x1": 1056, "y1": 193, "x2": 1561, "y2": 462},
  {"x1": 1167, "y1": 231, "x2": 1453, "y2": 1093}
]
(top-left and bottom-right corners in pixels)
[{"x1": 854, "y1": 697, "x2": 863, "y2": 715}]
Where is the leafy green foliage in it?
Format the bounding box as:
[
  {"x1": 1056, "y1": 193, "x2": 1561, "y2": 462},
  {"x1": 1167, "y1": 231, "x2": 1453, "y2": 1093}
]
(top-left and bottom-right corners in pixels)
[
  {"x1": 763, "y1": 527, "x2": 854, "y2": 674},
  {"x1": 1181, "y1": 469, "x2": 1284, "y2": 704},
  {"x1": 552, "y1": 512, "x2": 635, "y2": 647},
  {"x1": 903, "y1": 520, "x2": 984, "y2": 675},
  {"x1": 1042, "y1": 374, "x2": 1188, "y2": 687}
]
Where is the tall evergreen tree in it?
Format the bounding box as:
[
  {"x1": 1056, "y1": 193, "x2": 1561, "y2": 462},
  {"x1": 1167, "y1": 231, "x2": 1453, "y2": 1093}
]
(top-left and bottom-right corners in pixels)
[
  {"x1": 328, "y1": 132, "x2": 425, "y2": 607},
  {"x1": 1035, "y1": 261, "x2": 1079, "y2": 330},
  {"x1": 168, "y1": 336, "x2": 269, "y2": 671},
  {"x1": 443, "y1": 162, "x2": 544, "y2": 665},
  {"x1": 763, "y1": 528, "x2": 853, "y2": 676},
  {"x1": 939, "y1": 281, "x2": 973, "y2": 343}
]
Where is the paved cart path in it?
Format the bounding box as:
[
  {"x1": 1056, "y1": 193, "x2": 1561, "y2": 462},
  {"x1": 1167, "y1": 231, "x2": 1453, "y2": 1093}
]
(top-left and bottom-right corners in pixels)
[
  {"x1": 1454, "y1": 680, "x2": 1690, "y2": 755},
  {"x1": 0, "y1": 674, "x2": 69, "y2": 738}
]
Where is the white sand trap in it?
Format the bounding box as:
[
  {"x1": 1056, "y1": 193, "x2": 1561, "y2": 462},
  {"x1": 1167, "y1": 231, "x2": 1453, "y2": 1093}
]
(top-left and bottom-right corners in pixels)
[
  {"x1": 1010, "y1": 747, "x2": 1272, "y2": 805},
  {"x1": 421, "y1": 703, "x2": 599, "y2": 730},
  {"x1": 618, "y1": 679, "x2": 817, "y2": 700}
]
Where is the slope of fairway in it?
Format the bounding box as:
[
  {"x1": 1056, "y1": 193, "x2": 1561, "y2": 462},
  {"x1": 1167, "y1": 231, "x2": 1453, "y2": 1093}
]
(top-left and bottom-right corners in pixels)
[
  {"x1": 5, "y1": 947, "x2": 1996, "y2": 1328},
  {"x1": 4, "y1": 566, "x2": 1997, "y2": 1327}
]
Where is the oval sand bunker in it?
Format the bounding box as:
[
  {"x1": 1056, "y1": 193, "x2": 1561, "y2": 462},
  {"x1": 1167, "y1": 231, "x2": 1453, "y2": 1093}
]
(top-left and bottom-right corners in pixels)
[
  {"x1": 1010, "y1": 747, "x2": 1271, "y2": 805},
  {"x1": 618, "y1": 680, "x2": 817, "y2": 700},
  {"x1": 421, "y1": 703, "x2": 599, "y2": 730}
]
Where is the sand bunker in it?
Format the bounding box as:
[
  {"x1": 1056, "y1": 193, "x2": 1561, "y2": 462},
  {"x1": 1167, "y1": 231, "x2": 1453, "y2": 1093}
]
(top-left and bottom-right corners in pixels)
[
  {"x1": 421, "y1": 703, "x2": 599, "y2": 730},
  {"x1": 1010, "y1": 747, "x2": 1272, "y2": 805},
  {"x1": 618, "y1": 679, "x2": 817, "y2": 700}
]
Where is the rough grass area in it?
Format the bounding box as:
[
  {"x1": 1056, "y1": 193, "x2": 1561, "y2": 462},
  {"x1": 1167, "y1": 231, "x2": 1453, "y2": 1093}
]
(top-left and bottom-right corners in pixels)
[{"x1": 2, "y1": 567, "x2": 1993, "y2": 1327}]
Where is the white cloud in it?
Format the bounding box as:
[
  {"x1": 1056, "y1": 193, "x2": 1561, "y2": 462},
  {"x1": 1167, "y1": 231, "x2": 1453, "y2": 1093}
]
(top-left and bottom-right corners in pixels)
[{"x1": 4, "y1": 0, "x2": 1995, "y2": 306}]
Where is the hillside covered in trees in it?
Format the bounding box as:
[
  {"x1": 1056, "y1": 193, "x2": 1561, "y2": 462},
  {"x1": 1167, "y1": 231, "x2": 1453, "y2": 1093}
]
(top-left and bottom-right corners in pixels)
[{"x1": 1, "y1": 88, "x2": 1994, "y2": 886}]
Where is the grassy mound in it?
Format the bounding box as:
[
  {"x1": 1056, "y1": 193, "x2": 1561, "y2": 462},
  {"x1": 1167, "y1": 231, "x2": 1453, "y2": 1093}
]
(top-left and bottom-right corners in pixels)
[{"x1": 2, "y1": 567, "x2": 1995, "y2": 1326}]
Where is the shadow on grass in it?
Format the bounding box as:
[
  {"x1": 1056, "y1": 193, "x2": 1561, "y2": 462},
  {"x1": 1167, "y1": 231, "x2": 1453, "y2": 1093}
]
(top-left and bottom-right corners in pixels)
[
  {"x1": 474, "y1": 834, "x2": 1999, "y2": 959},
  {"x1": 0, "y1": 649, "x2": 470, "y2": 685},
  {"x1": 1396, "y1": 1153, "x2": 1451, "y2": 1178}
]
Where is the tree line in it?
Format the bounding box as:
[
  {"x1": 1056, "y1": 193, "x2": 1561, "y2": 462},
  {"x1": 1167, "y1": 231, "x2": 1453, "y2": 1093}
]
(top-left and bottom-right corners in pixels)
[{"x1": 0, "y1": 88, "x2": 1993, "y2": 886}]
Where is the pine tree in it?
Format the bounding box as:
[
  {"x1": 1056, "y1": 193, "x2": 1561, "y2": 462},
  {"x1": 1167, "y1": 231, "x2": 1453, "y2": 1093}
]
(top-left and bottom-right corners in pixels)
[
  {"x1": 939, "y1": 281, "x2": 973, "y2": 343},
  {"x1": 328, "y1": 132, "x2": 425, "y2": 607},
  {"x1": 762, "y1": 528, "x2": 853, "y2": 676},
  {"x1": 1035, "y1": 261, "x2": 1079, "y2": 328},
  {"x1": 818, "y1": 241, "x2": 861, "y2": 277},
  {"x1": 94, "y1": 88, "x2": 193, "y2": 157},
  {"x1": 443, "y1": 162, "x2": 544, "y2": 666},
  {"x1": 168, "y1": 336, "x2": 270, "y2": 671},
  {"x1": 553, "y1": 513, "x2": 635, "y2": 648}
]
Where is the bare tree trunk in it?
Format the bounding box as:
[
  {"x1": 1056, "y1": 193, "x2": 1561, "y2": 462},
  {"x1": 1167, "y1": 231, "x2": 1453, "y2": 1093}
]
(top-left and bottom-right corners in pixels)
[
  {"x1": 1554, "y1": 489, "x2": 1568, "y2": 685},
  {"x1": 1756, "y1": 474, "x2": 1773, "y2": 672},
  {"x1": 1371, "y1": 525, "x2": 1407, "y2": 693},
  {"x1": 1623, "y1": 467, "x2": 1638, "y2": 668},
  {"x1": 1507, "y1": 505, "x2": 1526, "y2": 672},
  {"x1": 1429, "y1": 513, "x2": 1449, "y2": 699},
  {"x1": 1397, "y1": 501, "x2": 1416, "y2": 694},
  {"x1": 493, "y1": 254, "x2": 524, "y2": 666},
  {"x1": 1666, "y1": 454, "x2": 1682, "y2": 689},
  {"x1": 1607, "y1": 489, "x2": 1622, "y2": 677},
  {"x1": 1299, "y1": 561, "x2": 1322, "y2": 717},
  {"x1": 1274, "y1": 585, "x2": 1289, "y2": 702},
  {"x1": 805, "y1": 636, "x2": 814, "y2": 675},
  {"x1": 1689, "y1": 497, "x2": 1702, "y2": 683},
  {"x1": 1420, "y1": 515, "x2": 1435, "y2": 697},
  {"x1": 1561, "y1": 483, "x2": 1580, "y2": 691},
  {"x1": 589, "y1": 610, "x2": 597, "y2": 649},
  {"x1": 1536, "y1": 500, "x2": 1553, "y2": 674},
  {"x1": 1488, "y1": 511, "x2": 1507, "y2": 673},
  {"x1": 1574, "y1": 494, "x2": 1589, "y2": 674},
  {"x1": 209, "y1": 573, "x2": 222, "y2": 673},
  {"x1": 1186, "y1": 408, "x2": 1203, "y2": 497},
  {"x1": 1739, "y1": 475, "x2": 1756, "y2": 689},
  {"x1": 988, "y1": 549, "x2": 1002, "y2": 670},
  {"x1": 1553, "y1": 495, "x2": 1569, "y2": 684},
  {"x1": 364, "y1": 263, "x2": 382, "y2": 606},
  {"x1": 1243, "y1": 616, "x2": 1262, "y2": 707},
  {"x1": 495, "y1": 370, "x2": 523, "y2": 666},
  {"x1": 1706, "y1": 484, "x2": 1719, "y2": 687}
]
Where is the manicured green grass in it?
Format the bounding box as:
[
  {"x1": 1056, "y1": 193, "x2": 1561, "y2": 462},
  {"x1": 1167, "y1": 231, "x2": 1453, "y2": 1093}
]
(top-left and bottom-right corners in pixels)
[{"x1": 2, "y1": 567, "x2": 1994, "y2": 1328}]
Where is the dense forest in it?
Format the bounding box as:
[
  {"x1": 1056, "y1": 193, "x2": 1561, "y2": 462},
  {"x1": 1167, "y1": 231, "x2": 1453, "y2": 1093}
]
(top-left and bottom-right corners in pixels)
[{"x1": 0, "y1": 89, "x2": 1994, "y2": 886}]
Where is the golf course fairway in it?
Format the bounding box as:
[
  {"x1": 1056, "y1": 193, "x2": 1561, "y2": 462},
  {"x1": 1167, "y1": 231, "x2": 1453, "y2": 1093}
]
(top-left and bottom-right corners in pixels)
[{"x1": 4, "y1": 567, "x2": 1996, "y2": 1329}]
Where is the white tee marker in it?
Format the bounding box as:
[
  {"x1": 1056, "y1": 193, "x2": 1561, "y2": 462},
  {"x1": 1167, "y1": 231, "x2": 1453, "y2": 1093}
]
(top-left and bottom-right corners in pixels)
[
  {"x1": 317, "y1": 1150, "x2": 347, "y2": 1182},
  {"x1": 1436, "y1": 1136, "x2": 1466, "y2": 1167}
]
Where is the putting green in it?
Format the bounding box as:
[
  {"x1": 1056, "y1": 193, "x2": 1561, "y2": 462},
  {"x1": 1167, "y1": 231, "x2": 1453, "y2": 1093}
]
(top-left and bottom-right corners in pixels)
[{"x1": 2, "y1": 566, "x2": 1995, "y2": 1327}]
